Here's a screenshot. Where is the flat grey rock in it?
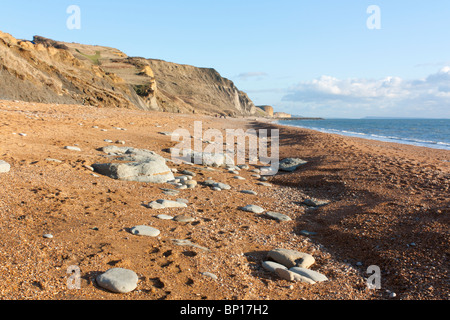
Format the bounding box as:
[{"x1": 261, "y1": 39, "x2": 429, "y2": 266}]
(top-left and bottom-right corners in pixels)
[
  {"x1": 302, "y1": 198, "x2": 330, "y2": 207},
  {"x1": 275, "y1": 268, "x2": 316, "y2": 284},
  {"x1": 279, "y1": 158, "x2": 307, "y2": 172},
  {"x1": 257, "y1": 182, "x2": 272, "y2": 187},
  {"x1": 289, "y1": 267, "x2": 328, "y2": 282},
  {"x1": 156, "y1": 214, "x2": 174, "y2": 220},
  {"x1": 212, "y1": 182, "x2": 231, "y2": 190},
  {"x1": 174, "y1": 215, "x2": 195, "y2": 223},
  {"x1": 262, "y1": 261, "x2": 288, "y2": 273},
  {"x1": 201, "y1": 272, "x2": 218, "y2": 280},
  {"x1": 0, "y1": 160, "x2": 11, "y2": 173},
  {"x1": 148, "y1": 199, "x2": 188, "y2": 209},
  {"x1": 171, "y1": 239, "x2": 210, "y2": 251},
  {"x1": 129, "y1": 225, "x2": 160, "y2": 237},
  {"x1": 265, "y1": 211, "x2": 292, "y2": 222},
  {"x1": 96, "y1": 268, "x2": 139, "y2": 293},
  {"x1": 64, "y1": 146, "x2": 81, "y2": 151},
  {"x1": 240, "y1": 190, "x2": 258, "y2": 195},
  {"x1": 240, "y1": 205, "x2": 265, "y2": 214},
  {"x1": 267, "y1": 248, "x2": 315, "y2": 269},
  {"x1": 93, "y1": 159, "x2": 174, "y2": 184}
]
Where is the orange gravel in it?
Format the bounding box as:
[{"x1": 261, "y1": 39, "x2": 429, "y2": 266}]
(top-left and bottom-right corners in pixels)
[{"x1": 0, "y1": 100, "x2": 448, "y2": 300}]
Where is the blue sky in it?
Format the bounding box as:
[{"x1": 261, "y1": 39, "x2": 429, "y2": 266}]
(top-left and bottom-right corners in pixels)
[{"x1": 1, "y1": 0, "x2": 450, "y2": 118}]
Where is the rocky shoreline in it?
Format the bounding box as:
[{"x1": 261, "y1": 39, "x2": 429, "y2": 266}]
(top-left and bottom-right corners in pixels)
[{"x1": 0, "y1": 100, "x2": 448, "y2": 300}]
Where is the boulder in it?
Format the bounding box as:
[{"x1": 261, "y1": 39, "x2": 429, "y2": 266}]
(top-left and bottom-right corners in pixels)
[
  {"x1": 93, "y1": 160, "x2": 174, "y2": 183},
  {"x1": 279, "y1": 158, "x2": 307, "y2": 172}
]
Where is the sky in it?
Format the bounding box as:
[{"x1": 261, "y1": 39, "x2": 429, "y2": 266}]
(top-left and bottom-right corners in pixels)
[{"x1": 1, "y1": 0, "x2": 450, "y2": 118}]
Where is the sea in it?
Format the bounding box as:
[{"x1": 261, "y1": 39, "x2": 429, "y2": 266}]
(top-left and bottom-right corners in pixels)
[{"x1": 276, "y1": 118, "x2": 450, "y2": 151}]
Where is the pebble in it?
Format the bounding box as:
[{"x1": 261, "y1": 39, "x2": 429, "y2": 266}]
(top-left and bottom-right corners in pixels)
[
  {"x1": 184, "y1": 180, "x2": 197, "y2": 189},
  {"x1": 181, "y1": 170, "x2": 196, "y2": 177},
  {"x1": 302, "y1": 198, "x2": 330, "y2": 207},
  {"x1": 43, "y1": 234, "x2": 53, "y2": 239},
  {"x1": 257, "y1": 182, "x2": 272, "y2": 187},
  {"x1": 129, "y1": 225, "x2": 160, "y2": 237},
  {"x1": 18, "y1": 133, "x2": 27, "y2": 137},
  {"x1": 148, "y1": 199, "x2": 188, "y2": 209},
  {"x1": 64, "y1": 146, "x2": 81, "y2": 152},
  {"x1": 156, "y1": 214, "x2": 174, "y2": 220},
  {"x1": 104, "y1": 139, "x2": 113, "y2": 143},
  {"x1": 240, "y1": 205, "x2": 265, "y2": 214},
  {"x1": 265, "y1": 211, "x2": 292, "y2": 222},
  {"x1": 171, "y1": 239, "x2": 210, "y2": 251},
  {"x1": 174, "y1": 215, "x2": 195, "y2": 223},
  {"x1": 201, "y1": 272, "x2": 218, "y2": 280},
  {"x1": 45, "y1": 158, "x2": 62, "y2": 163},
  {"x1": 299, "y1": 230, "x2": 317, "y2": 236},
  {"x1": 212, "y1": 182, "x2": 231, "y2": 190},
  {"x1": 240, "y1": 190, "x2": 258, "y2": 195},
  {"x1": 96, "y1": 268, "x2": 139, "y2": 293},
  {"x1": 234, "y1": 176, "x2": 245, "y2": 180},
  {"x1": 0, "y1": 160, "x2": 11, "y2": 173}
]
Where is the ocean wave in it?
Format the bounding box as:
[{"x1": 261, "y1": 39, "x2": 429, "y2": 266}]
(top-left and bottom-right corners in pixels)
[{"x1": 276, "y1": 120, "x2": 450, "y2": 150}]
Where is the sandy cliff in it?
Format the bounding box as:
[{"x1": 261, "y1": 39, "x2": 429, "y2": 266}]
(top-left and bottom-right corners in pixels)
[{"x1": 0, "y1": 31, "x2": 257, "y2": 117}]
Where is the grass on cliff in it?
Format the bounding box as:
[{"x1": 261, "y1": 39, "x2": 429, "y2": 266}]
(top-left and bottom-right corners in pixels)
[{"x1": 75, "y1": 49, "x2": 102, "y2": 65}]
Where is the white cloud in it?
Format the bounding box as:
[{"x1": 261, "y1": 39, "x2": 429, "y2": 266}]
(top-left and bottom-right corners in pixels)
[
  {"x1": 282, "y1": 67, "x2": 450, "y2": 118},
  {"x1": 235, "y1": 72, "x2": 268, "y2": 81}
]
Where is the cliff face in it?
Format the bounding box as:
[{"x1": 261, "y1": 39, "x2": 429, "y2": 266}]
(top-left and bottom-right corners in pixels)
[
  {"x1": 0, "y1": 31, "x2": 257, "y2": 117},
  {"x1": 0, "y1": 32, "x2": 150, "y2": 110},
  {"x1": 147, "y1": 59, "x2": 256, "y2": 116}
]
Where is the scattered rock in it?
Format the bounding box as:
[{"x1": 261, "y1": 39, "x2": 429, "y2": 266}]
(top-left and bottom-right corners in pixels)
[
  {"x1": 45, "y1": 158, "x2": 62, "y2": 163},
  {"x1": 267, "y1": 248, "x2": 315, "y2": 269},
  {"x1": 43, "y1": 234, "x2": 53, "y2": 239},
  {"x1": 64, "y1": 146, "x2": 81, "y2": 151},
  {"x1": 240, "y1": 190, "x2": 258, "y2": 195},
  {"x1": 148, "y1": 199, "x2": 188, "y2": 209},
  {"x1": 289, "y1": 267, "x2": 328, "y2": 282},
  {"x1": 93, "y1": 151, "x2": 174, "y2": 183},
  {"x1": 279, "y1": 158, "x2": 307, "y2": 172},
  {"x1": 240, "y1": 205, "x2": 265, "y2": 214},
  {"x1": 256, "y1": 182, "x2": 272, "y2": 187},
  {"x1": 299, "y1": 230, "x2": 317, "y2": 236},
  {"x1": 96, "y1": 268, "x2": 139, "y2": 293},
  {"x1": 171, "y1": 239, "x2": 210, "y2": 251},
  {"x1": 275, "y1": 268, "x2": 316, "y2": 284},
  {"x1": 262, "y1": 261, "x2": 288, "y2": 273},
  {"x1": 201, "y1": 272, "x2": 218, "y2": 280},
  {"x1": 302, "y1": 198, "x2": 330, "y2": 207},
  {"x1": 129, "y1": 225, "x2": 160, "y2": 237},
  {"x1": 265, "y1": 211, "x2": 292, "y2": 222},
  {"x1": 156, "y1": 214, "x2": 174, "y2": 220},
  {"x1": 174, "y1": 215, "x2": 195, "y2": 223},
  {"x1": 233, "y1": 176, "x2": 245, "y2": 180},
  {"x1": 0, "y1": 160, "x2": 11, "y2": 173},
  {"x1": 180, "y1": 170, "x2": 196, "y2": 177}
]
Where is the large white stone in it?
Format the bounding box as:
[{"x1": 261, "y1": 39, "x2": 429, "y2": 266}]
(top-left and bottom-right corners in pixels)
[{"x1": 96, "y1": 268, "x2": 139, "y2": 293}]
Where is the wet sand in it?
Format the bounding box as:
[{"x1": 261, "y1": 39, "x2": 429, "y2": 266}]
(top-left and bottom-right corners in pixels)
[{"x1": 0, "y1": 100, "x2": 448, "y2": 300}]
